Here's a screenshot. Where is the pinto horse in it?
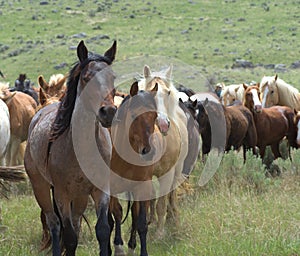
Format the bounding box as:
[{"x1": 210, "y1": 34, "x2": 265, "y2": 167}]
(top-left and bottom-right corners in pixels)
[
  {"x1": 24, "y1": 40, "x2": 117, "y2": 256},
  {"x1": 0, "y1": 83, "x2": 37, "y2": 166},
  {"x1": 260, "y1": 74, "x2": 300, "y2": 110},
  {"x1": 109, "y1": 81, "x2": 158, "y2": 256},
  {"x1": 243, "y1": 84, "x2": 297, "y2": 160}
]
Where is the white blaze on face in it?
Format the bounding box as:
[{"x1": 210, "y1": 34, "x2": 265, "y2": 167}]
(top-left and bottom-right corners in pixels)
[
  {"x1": 261, "y1": 85, "x2": 269, "y2": 108},
  {"x1": 297, "y1": 119, "x2": 300, "y2": 146},
  {"x1": 251, "y1": 88, "x2": 262, "y2": 112}
]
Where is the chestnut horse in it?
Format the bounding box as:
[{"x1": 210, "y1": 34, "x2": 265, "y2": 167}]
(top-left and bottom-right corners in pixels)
[
  {"x1": 24, "y1": 40, "x2": 117, "y2": 256},
  {"x1": 37, "y1": 73, "x2": 67, "y2": 100},
  {"x1": 0, "y1": 83, "x2": 37, "y2": 166},
  {"x1": 109, "y1": 81, "x2": 158, "y2": 256},
  {"x1": 243, "y1": 84, "x2": 297, "y2": 160}
]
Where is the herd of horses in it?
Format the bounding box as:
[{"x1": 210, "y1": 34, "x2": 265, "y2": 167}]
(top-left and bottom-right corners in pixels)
[{"x1": 1, "y1": 40, "x2": 300, "y2": 256}]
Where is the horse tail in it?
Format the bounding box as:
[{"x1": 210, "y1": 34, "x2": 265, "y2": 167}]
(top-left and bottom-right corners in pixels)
[
  {"x1": 121, "y1": 195, "x2": 132, "y2": 225},
  {"x1": 285, "y1": 109, "x2": 297, "y2": 150}
]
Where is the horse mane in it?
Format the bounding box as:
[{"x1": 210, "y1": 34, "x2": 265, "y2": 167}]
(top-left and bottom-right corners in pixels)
[
  {"x1": 49, "y1": 74, "x2": 65, "y2": 87},
  {"x1": 0, "y1": 82, "x2": 9, "y2": 92},
  {"x1": 260, "y1": 75, "x2": 300, "y2": 108},
  {"x1": 50, "y1": 53, "x2": 112, "y2": 141}
]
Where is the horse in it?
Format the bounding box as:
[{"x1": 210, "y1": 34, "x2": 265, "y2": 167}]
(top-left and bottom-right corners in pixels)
[
  {"x1": 294, "y1": 110, "x2": 300, "y2": 147},
  {"x1": 11, "y1": 73, "x2": 39, "y2": 105},
  {"x1": 138, "y1": 65, "x2": 189, "y2": 236},
  {"x1": 37, "y1": 73, "x2": 67, "y2": 99},
  {"x1": 185, "y1": 93, "x2": 257, "y2": 162},
  {"x1": 243, "y1": 84, "x2": 297, "y2": 162},
  {"x1": 0, "y1": 83, "x2": 37, "y2": 166},
  {"x1": 219, "y1": 83, "x2": 246, "y2": 106},
  {"x1": 260, "y1": 74, "x2": 300, "y2": 110},
  {"x1": 24, "y1": 40, "x2": 117, "y2": 256},
  {"x1": 109, "y1": 81, "x2": 159, "y2": 256},
  {"x1": 0, "y1": 96, "x2": 10, "y2": 166}
]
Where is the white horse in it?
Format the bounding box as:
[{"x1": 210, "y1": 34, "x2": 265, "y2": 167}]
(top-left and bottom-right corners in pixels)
[
  {"x1": 260, "y1": 74, "x2": 300, "y2": 110},
  {"x1": 0, "y1": 95, "x2": 10, "y2": 166}
]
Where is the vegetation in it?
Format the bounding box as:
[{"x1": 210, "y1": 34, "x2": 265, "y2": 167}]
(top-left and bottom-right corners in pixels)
[{"x1": 1, "y1": 0, "x2": 300, "y2": 255}]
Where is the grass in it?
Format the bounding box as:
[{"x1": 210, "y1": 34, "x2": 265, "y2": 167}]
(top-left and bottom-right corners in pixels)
[{"x1": 1, "y1": 0, "x2": 300, "y2": 255}]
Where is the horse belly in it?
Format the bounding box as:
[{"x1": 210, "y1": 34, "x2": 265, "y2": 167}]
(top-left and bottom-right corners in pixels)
[{"x1": 0, "y1": 102, "x2": 10, "y2": 159}]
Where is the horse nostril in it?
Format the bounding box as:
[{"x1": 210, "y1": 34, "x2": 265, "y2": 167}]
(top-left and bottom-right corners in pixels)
[{"x1": 141, "y1": 147, "x2": 150, "y2": 155}]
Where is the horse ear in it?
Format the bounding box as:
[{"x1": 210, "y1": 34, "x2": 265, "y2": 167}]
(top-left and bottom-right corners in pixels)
[
  {"x1": 144, "y1": 65, "x2": 151, "y2": 78},
  {"x1": 77, "y1": 40, "x2": 88, "y2": 63},
  {"x1": 203, "y1": 97, "x2": 209, "y2": 107},
  {"x1": 179, "y1": 98, "x2": 183, "y2": 103},
  {"x1": 38, "y1": 75, "x2": 49, "y2": 90},
  {"x1": 165, "y1": 64, "x2": 173, "y2": 80},
  {"x1": 130, "y1": 81, "x2": 139, "y2": 96},
  {"x1": 39, "y1": 88, "x2": 47, "y2": 106},
  {"x1": 294, "y1": 109, "x2": 298, "y2": 115},
  {"x1": 243, "y1": 83, "x2": 248, "y2": 90},
  {"x1": 192, "y1": 99, "x2": 198, "y2": 108},
  {"x1": 274, "y1": 74, "x2": 278, "y2": 81},
  {"x1": 152, "y1": 83, "x2": 158, "y2": 92},
  {"x1": 104, "y1": 40, "x2": 117, "y2": 62}
]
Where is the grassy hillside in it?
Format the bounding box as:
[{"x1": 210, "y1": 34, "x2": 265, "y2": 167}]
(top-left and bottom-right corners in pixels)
[{"x1": 1, "y1": 1, "x2": 300, "y2": 255}]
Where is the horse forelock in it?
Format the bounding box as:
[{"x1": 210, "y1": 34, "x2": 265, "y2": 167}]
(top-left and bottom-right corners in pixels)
[{"x1": 0, "y1": 82, "x2": 9, "y2": 92}]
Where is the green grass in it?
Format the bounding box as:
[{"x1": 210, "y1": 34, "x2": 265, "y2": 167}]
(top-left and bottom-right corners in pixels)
[{"x1": 1, "y1": 0, "x2": 300, "y2": 255}]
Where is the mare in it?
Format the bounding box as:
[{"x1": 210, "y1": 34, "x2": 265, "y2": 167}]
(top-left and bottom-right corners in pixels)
[
  {"x1": 185, "y1": 92, "x2": 257, "y2": 162},
  {"x1": 109, "y1": 81, "x2": 158, "y2": 256},
  {"x1": 0, "y1": 94, "x2": 10, "y2": 165},
  {"x1": 0, "y1": 83, "x2": 37, "y2": 166},
  {"x1": 24, "y1": 40, "x2": 117, "y2": 256},
  {"x1": 260, "y1": 74, "x2": 300, "y2": 110},
  {"x1": 12, "y1": 73, "x2": 39, "y2": 104},
  {"x1": 138, "y1": 65, "x2": 189, "y2": 235},
  {"x1": 219, "y1": 83, "x2": 246, "y2": 106},
  {"x1": 243, "y1": 84, "x2": 297, "y2": 161},
  {"x1": 38, "y1": 73, "x2": 67, "y2": 99}
]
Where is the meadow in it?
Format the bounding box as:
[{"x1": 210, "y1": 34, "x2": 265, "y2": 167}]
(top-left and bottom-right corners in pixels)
[{"x1": 0, "y1": 0, "x2": 300, "y2": 255}]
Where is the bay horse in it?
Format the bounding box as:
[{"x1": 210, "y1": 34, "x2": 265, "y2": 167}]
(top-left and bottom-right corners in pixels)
[
  {"x1": 0, "y1": 96, "x2": 10, "y2": 165},
  {"x1": 24, "y1": 40, "x2": 117, "y2": 256},
  {"x1": 109, "y1": 81, "x2": 158, "y2": 256},
  {"x1": 185, "y1": 92, "x2": 257, "y2": 162},
  {"x1": 260, "y1": 74, "x2": 300, "y2": 110},
  {"x1": 0, "y1": 83, "x2": 37, "y2": 166},
  {"x1": 243, "y1": 84, "x2": 297, "y2": 161}
]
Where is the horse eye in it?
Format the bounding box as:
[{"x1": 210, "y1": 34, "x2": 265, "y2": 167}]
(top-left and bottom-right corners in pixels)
[{"x1": 271, "y1": 90, "x2": 274, "y2": 94}]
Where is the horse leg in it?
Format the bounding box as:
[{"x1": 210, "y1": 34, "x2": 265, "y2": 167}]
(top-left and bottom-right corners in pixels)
[
  {"x1": 109, "y1": 197, "x2": 125, "y2": 256},
  {"x1": 271, "y1": 142, "x2": 282, "y2": 159},
  {"x1": 166, "y1": 190, "x2": 180, "y2": 228},
  {"x1": 92, "y1": 189, "x2": 111, "y2": 256},
  {"x1": 156, "y1": 195, "x2": 167, "y2": 237},
  {"x1": 9, "y1": 137, "x2": 21, "y2": 166},
  {"x1": 128, "y1": 201, "x2": 138, "y2": 255},
  {"x1": 71, "y1": 195, "x2": 89, "y2": 236}
]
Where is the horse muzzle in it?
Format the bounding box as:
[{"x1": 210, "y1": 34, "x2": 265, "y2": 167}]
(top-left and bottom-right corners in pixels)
[
  {"x1": 254, "y1": 105, "x2": 262, "y2": 113},
  {"x1": 156, "y1": 116, "x2": 170, "y2": 136},
  {"x1": 98, "y1": 105, "x2": 117, "y2": 128}
]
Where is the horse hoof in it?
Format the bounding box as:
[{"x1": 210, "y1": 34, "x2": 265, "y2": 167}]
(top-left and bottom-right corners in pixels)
[
  {"x1": 114, "y1": 245, "x2": 126, "y2": 256},
  {"x1": 155, "y1": 229, "x2": 165, "y2": 239}
]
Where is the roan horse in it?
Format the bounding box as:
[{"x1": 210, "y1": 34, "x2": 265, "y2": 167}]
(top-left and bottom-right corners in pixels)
[
  {"x1": 0, "y1": 95, "x2": 10, "y2": 165},
  {"x1": 0, "y1": 83, "x2": 37, "y2": 166},
  {"x1": 243, "y1": 84, "x2": 297, "y2": 162},
  {"x1": 24, "y1": 40, "x2": 117, "y2": 256},
  {"x1": 109, "y1": 81, "x2": 158, "y2": 256},
  {"x1": 260, "y1": 74, "x2": 300, "y2": 110}
]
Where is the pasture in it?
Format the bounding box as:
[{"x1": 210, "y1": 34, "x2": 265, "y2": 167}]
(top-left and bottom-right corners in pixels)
[{"x1": 1, "y1": 0, "x2": 300, "y2": 255}]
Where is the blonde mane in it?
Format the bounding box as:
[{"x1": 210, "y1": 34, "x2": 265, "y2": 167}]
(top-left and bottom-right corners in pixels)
[
  {"x1": 49, "y1": 74, "x2": 65, "y2": 88},
  {"x1": 0, "y1": 82, "x2": 9, "y2": 92},
  {"x1": 260, "y1": 75, "x2": 300, "y2": 110}
]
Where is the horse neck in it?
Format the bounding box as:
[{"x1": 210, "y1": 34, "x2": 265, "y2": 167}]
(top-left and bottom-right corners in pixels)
[{"x1": 276, "y1": 81, "x2": 300, "y2": 109}]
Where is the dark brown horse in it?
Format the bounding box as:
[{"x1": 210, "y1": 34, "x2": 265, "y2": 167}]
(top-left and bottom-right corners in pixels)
[
  {"x1": 24, "y1": 40, "x2": 117, "y2": 256},
  {"x1": 109, "y1": 81, "x2": 158, "y2": 256},
  {"x1": 243, "y1": 84, "x2": 297, "y2": 160},
  {"x1": 185, "y1": 92, "x2": 257, "y2": 161}
]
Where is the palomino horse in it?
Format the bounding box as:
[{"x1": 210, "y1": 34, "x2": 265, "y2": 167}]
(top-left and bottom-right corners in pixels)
[
  {"x1": 38, "y1": 73, "x2": 67, "y2": 99},
  {"x1": 243, "y1": 84, "x2": 297, "y2": 161},
  {"x1": 0, "y1": 83, "x2": 37, "y2": 166},
  {"x1": 24, "y1": 40, "x2": 117, "y2": 256},
  {"x1": 219, "y1": 83, "x2": 247, "y2": 106},
  {"x1": 185, "y1": 93, "x2": 257, "y2": 162},
  {"x1": 109, "y1": 81, "x2": 159, "y2": 256},
  {"x1": 138, "y1": 65, "x2": 189, "y2": 235},
  {"x1": 0, "y1": 96, "x2": 10, "y2": 165},
  {"x1": 260, "y1": 74, "x2": 300, "y2": 110}
]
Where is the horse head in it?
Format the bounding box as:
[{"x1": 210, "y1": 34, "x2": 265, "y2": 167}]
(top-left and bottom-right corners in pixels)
[
  {"x1": 260, "y1": 74, "x2": 279, "y2": 108},
  {"x1": 243, "y1": 84, "x2": 262, "y2": 113}
]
